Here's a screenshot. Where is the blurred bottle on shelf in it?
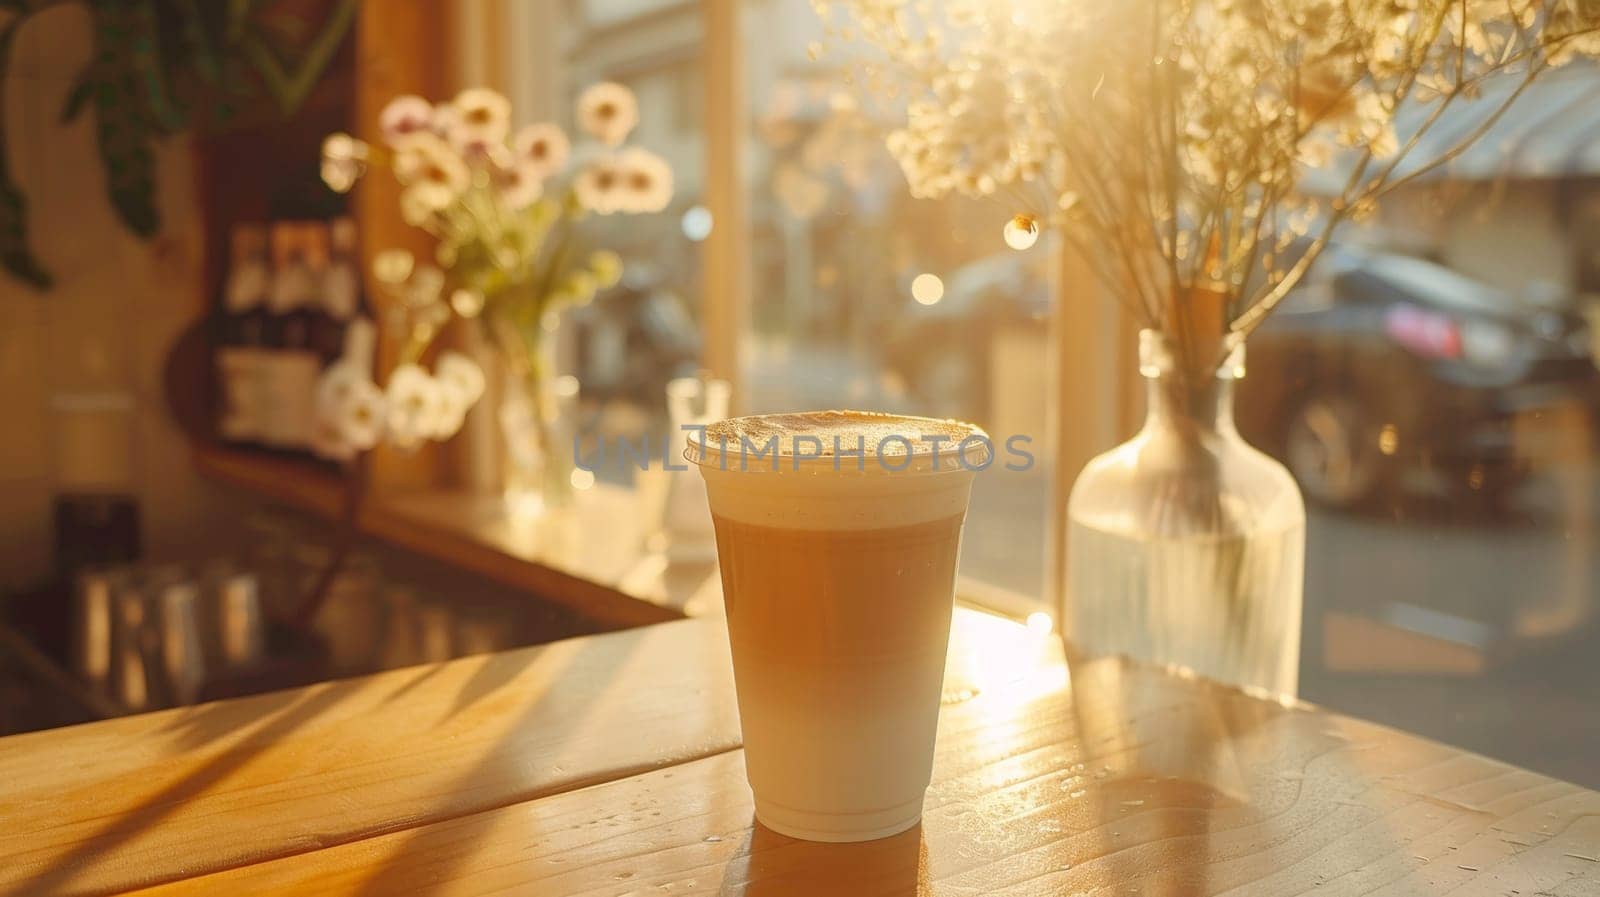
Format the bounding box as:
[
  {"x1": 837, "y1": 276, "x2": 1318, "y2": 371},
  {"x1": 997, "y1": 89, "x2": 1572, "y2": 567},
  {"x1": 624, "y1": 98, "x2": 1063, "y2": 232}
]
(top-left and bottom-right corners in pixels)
[
  {"x1": 217, "y1": 223, "x2": 272, "y2": 443},
  {"x1": 262, "y1": 222, "x2": 326, "y2": 450},
  {"x1": 319, "y1": 216, "x2": 362, "y2": 365}
]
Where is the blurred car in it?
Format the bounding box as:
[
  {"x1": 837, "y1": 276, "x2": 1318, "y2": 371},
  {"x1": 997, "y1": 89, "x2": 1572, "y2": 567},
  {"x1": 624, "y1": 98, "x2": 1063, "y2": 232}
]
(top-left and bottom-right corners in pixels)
[
  {"x1": 1237, "y1": 244, "x2": 1599, "y2": 509},
  {"x1": 881, "y1": 253, "x2": 1051, "y2": 420}
]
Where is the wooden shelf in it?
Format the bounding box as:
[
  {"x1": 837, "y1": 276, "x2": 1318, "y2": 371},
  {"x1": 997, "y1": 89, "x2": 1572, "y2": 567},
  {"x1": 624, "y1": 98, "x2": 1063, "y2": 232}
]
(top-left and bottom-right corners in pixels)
[
  {"x1": 193, "y1": 444, "x2": 707, "y2": 628},
  {"x1": 192, "y1": 444, "x2": 347, "y2": 519}
]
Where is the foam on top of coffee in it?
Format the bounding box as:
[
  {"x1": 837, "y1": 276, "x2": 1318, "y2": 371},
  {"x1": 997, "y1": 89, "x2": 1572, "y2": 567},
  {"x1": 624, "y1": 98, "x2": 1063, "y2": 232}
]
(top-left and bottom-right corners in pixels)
[{"x1": 689, "y1": 411, "x2": 987, "y2": 468}]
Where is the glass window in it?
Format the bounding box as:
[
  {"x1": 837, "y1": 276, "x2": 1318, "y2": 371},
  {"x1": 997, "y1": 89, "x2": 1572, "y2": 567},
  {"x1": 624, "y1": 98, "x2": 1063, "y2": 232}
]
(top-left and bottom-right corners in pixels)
[
  {"x1": 739, "y1": 0, "x2": 1051, "y2": 601},
  {"x1": 1236, "y1": 97, "x2": 1600, "y2": 786},
  {"x1": 560, "y1": 2, "x2": 706, "y2": 486},
  {"x1": 544, "y1": 0, "x2": 1600, "y2": 787}
]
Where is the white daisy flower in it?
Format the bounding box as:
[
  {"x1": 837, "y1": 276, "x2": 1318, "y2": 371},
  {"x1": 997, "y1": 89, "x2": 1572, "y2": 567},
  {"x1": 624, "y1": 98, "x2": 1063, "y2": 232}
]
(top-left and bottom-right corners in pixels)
[
  {"x1": 379, "y1": 95, "x2": 434, "y2": 144},
  {"x1": 576, "y1": 82, "x2": 639, "y2": 147},
  {"x1": 315, "y1": 361, "x2": 364, "y2": 419},
  {"x1": 430, "y1": 393, "x2": 470, "y2": 441},
  {"x1": 399, "y1": 188, "x2": 436, "y2": 226},
  {"x1": 511, "y1": 123, "x2": 570, "y2": 178},
  {"x1": 457, "y1": 136, "x2": 514, "y2": 171},
  {"x1": 385, "y1": 363, "x2": 444, "y2": 449},
  {"x1": 393, "y1": 132, "x2": 469, "y2": 211},
  {"x1": 315, "y1": 362, "x2": 385, "y2": 453},
  {"x1": 435, "y1": 351, "x2": 487, "y2": 406},
  {"x1": 494, "y1": 160, "x2": 544, "y2": 211},
  {"x1": 615, "y1": 147, "x2": 674, "y2": 213},
  {"x1": 574, "y1": 156, "x2": 625, "y2": 214},
  {"x1": 319, "y1": 133, "x2": 368, "y2": 193},
  {"x1": 448, "y1": 87, "x2": 512, "y2": 147},
  {"x1": 337, "y1": 378, "x2": 386, "y2": 451},
  {"x1": 372, "y1": 249, "x2": 414, "y2": 285}
]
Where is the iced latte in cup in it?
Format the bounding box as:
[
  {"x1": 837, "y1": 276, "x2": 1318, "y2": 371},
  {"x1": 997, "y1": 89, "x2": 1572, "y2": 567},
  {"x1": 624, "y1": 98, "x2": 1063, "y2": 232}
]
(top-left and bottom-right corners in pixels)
[{"x1": 687, "y1": 411, "x2": 989, "y2": 842}]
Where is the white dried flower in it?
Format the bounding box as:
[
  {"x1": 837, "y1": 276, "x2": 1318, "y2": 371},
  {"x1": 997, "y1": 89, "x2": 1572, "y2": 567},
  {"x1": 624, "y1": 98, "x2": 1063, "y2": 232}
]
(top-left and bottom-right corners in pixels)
[
  {"x1": 574, "y1": 156, "x2": 625, "y2": 214},
  {"x1": 405, "y1": 265, "x2": 447, "y2": 308},
  {"x1": 319, "y1": 133, "x2": 368, "y2": 193},
  {"x1": 372, "y1": 249, "x2": 414, "y2": 285},
  {"x1": 512, "y1": 123, "x2": 571, "y2": 178},
  {"x1": 449, "y1": 287, "x2": 485, "y2": 318},
  {"x1": 496, "y1": 160, "x2": 545, "y2": 211},
  {"x1": 435, "y1": 351, "x2": 487, "y2": 406},
  {"x1": 824, "y1": 0, "x2": 1600, "y2": 334},
  {"x1": 315, "y1": 362, "x2": 386, "y2": 453},
  {"x1": 384, "y1": 363, "x2": 445, "y2": 449},
  {"x1": 393, "y1": 132, "x2": 469, "y2": 211},
  {"x1": 576, "y1": 82, "x2": 639, "y2": 146},
  {"x1": 447, "y1": 87, "x2": 512, "y2": 148},
  {"x1": 430, "y1": 394, "x2": 470, "y2": 441},
  {"x1": 615, "y1": 147, "x2": 674, "y2": 213}
]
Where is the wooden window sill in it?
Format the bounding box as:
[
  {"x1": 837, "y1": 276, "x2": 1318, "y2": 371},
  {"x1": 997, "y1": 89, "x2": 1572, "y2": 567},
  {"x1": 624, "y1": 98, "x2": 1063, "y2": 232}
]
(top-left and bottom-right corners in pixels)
[{"x1": 191, "y1": 443, "x2": 714, "y2": 628}]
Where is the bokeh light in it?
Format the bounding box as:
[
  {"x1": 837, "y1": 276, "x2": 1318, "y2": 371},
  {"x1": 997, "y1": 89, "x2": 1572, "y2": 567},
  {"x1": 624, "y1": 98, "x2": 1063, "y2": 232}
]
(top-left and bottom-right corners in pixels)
[
  {"x1": 911, "y1": 272, "x2": 944, "y2": 305},
  {"x1": 1003, "y1": 214, "x2": 1039, "y2": 251},
  {"x1": 682, "y1": 205, "x2": 714, "y2": 241}
]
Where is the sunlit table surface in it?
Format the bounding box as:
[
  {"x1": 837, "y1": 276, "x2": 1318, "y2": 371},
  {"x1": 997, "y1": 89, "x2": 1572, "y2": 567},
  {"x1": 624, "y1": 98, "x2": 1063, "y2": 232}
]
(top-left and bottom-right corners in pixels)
[{"x1": 2, "y1": 608, "x2": 1597, "y2": 897}]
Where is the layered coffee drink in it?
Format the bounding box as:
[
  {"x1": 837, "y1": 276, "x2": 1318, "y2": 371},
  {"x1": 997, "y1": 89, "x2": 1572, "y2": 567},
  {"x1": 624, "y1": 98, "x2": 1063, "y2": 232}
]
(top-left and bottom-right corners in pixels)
[{"x1": 688, "y1": 411, "x2": 989, "y2": 842}]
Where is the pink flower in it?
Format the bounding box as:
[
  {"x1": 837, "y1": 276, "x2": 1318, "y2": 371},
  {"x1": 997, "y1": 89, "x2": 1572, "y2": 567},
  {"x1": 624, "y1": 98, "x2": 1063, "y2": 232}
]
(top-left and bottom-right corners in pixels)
[{"x1": 379, "y1": 95, "x2": 434, "y2": 144}]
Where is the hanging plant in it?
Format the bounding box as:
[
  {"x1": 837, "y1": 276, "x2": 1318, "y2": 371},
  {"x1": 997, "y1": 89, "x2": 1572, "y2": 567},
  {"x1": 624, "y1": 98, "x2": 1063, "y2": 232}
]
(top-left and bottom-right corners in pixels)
[{"x1": 0, "y1": 0, "x2": 357, "y2": 290}]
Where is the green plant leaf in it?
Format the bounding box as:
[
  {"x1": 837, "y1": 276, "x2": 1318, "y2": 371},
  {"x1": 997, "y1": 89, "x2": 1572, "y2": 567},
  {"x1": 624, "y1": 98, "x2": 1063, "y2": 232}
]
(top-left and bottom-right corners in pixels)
[
  {"x1": 89, "y1": 0, "x2": 161, "y2": 236},
  {"x1": 59, "y1": 73, "x2": 92, "y2": 123},
  {"x1": 169, "y1": 0, "x2": 221, "y2": 85},
  {"x1": 237, "y1": 0, "x2": 355, "y2": 115},
  {"x1": 0, "y1": 12, "x2": 52, "y2": 289},
  {"x1": 0, "y1": 179, "x2": 52, "y2": 289},
  {"x1": 123, "y1": 0, "x2": 187, "y2": 133}
]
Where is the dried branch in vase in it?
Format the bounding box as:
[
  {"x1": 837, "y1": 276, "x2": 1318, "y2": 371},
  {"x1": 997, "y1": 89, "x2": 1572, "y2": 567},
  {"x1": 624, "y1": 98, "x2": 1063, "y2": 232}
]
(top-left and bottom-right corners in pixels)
[{"x1": 817, "y1": 0, "x2": 1600, "y2": 377}]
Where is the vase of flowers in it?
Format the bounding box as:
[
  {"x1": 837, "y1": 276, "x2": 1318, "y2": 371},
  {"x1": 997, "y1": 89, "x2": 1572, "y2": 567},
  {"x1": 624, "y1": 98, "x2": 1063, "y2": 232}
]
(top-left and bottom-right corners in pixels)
[
  {"x1": 822, "y1": 0, "x2": 1600, "y2": 693},
  {"x1": 321, "y1": 81, "x2": 672, "y2": 516}
]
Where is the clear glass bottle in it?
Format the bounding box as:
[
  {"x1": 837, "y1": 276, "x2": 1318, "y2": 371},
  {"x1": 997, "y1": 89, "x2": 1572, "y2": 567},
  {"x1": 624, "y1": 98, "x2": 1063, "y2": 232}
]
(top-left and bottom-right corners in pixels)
[{"x1": 1067, "y1": 330, "x2": 1305, "y2": 695}]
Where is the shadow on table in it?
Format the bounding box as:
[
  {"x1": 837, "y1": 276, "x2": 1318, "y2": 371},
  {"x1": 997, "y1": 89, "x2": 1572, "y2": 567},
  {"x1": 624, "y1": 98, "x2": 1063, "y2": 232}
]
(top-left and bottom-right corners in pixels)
[
  {"x1": 12, "y1": 684, "x2": 353, "y2": 896},
  {"x1": 348, "y1": 635, "x2": 631, "y2": 897},
  {"x1": 717, "y1": 819, "x2": 927, "y2": 896}
]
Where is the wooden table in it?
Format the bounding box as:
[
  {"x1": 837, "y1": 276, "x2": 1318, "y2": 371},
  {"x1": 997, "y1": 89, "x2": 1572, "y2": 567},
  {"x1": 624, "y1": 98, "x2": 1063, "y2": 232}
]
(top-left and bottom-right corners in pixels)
[{"x1": 3, "y1": 609, "x2": 1597, "y2": 897}]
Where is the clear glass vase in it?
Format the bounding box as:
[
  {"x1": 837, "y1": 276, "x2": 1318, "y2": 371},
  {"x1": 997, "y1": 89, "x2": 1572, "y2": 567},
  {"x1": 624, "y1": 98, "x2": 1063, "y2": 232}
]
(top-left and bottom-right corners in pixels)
[
  {"x1": 1066, "y1": 330, "x2": 1306, "y2": 695},
  {"x1": 495, "y1": 324, "x2": 577, "y2": 519}
]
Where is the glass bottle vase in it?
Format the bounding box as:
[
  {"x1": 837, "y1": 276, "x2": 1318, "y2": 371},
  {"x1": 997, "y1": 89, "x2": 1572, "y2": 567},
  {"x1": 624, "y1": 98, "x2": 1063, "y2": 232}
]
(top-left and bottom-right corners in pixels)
[
  {"x1": 495, "y1": 323, "x2": 576, "y2": 519},
  {"x1": 1066, "y1": 330, "x2": 1306, "y2": 696}
]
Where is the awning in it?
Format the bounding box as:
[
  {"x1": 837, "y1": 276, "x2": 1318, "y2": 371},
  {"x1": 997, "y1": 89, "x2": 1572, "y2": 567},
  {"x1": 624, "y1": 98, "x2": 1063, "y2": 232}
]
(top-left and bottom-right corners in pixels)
[{"x1": 1301, "y1": 64, "x2": 1600, "y2": 193}]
